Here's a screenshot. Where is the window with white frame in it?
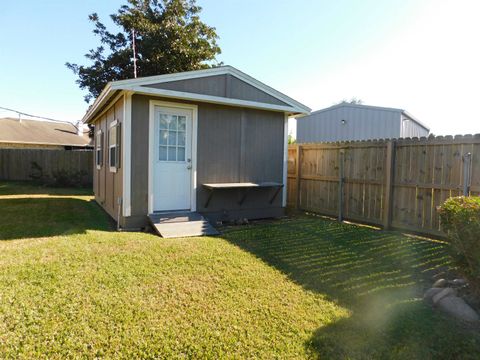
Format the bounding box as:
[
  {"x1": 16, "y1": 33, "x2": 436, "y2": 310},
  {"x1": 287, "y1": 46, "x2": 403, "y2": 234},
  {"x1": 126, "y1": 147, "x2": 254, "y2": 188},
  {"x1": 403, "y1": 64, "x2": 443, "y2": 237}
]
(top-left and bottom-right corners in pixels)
[
  {"x1": 95, "y1": 130, "x2": 103, "y2": 169},
  {"x1": 158, "y1": 114, "x2": 186, "y2": 162},
  {"x1": 108, "y1": 120, "x2": 121, "y2": 172}
]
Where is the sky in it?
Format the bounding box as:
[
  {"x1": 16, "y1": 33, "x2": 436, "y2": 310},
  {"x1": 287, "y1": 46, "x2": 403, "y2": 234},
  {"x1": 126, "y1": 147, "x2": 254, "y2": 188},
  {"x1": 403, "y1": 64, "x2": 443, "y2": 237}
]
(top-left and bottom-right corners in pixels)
[{"x1": 0, "y1": 0, "x2": 479, "y2": 136}]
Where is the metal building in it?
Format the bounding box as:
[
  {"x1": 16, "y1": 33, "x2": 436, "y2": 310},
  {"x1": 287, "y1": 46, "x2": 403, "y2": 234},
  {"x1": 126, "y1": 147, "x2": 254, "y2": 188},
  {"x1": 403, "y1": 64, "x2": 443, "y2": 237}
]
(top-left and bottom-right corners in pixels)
[{"x1": 296, "y1": 103, "x2": 429, "y2": 143}]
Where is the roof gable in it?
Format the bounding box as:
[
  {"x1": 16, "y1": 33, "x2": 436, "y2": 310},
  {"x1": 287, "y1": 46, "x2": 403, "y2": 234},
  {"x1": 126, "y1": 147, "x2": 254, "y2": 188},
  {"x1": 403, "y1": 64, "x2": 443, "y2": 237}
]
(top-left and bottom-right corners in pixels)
[
  {"x1": 142, "y1": 74, "x2": 289, "y2": 107},
  {"x1": 83, "y1": 66, "x2": 310, "y2": 123},
  {"x1": 305, "y1": 103, "x2": 429, "y2": 131}
]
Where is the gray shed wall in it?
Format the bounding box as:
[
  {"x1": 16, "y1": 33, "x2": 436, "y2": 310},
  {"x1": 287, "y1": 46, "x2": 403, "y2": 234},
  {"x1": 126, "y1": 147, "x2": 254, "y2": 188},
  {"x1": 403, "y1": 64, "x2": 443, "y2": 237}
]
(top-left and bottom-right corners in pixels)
[
  {"x1": 92, "y1": 96, "x2": 124, "y2": 222},
  {"x1": 126, "y1": 94, "x2": 285, "y2": 228},
  {"x1": 297, "y1": 106, "x2": 401, "y2": 143},
  {"x1": 142, "y1": 74, "x2": 289, "y2": 107}
]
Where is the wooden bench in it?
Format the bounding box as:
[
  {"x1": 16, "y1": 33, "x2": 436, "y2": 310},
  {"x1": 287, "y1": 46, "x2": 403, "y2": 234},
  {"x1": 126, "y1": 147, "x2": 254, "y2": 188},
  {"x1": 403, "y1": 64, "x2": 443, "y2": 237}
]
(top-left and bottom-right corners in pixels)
[{"x1": 202, "y1": 182, "x2": 283, "y2": 208}]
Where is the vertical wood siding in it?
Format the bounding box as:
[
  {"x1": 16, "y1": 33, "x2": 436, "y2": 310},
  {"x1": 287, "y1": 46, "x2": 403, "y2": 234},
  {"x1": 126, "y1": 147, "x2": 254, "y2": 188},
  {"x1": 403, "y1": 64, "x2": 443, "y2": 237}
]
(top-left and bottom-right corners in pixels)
[
  {"x1": 130, "y1": 95, "x2": 285, "y2": 223},
  {"x1": 143, "y1": 74, "x2": 288, "y2": 106},
  {"x1": 196, "y1": 104, "x2": 284, "y2": 213},
  {"x1": 92, "y1": 96, "x2": 124, "y2": 221}
]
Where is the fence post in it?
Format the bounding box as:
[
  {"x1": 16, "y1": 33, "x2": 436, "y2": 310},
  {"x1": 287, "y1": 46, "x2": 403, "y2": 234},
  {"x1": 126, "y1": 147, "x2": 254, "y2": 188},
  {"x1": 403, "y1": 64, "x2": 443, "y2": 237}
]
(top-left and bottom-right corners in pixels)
[
  {"x1": 383, "y1": 140, "x2": 395, "y2": 229},
  {"x1": 295, "y1": 144, "x2": 302, "y2": 209},
  {"x1": 338, "y1": 149, "x2": 345, "y2": 221},
  {"x1": 463, "y1": 152, "x2": 472, "y2": 196}
]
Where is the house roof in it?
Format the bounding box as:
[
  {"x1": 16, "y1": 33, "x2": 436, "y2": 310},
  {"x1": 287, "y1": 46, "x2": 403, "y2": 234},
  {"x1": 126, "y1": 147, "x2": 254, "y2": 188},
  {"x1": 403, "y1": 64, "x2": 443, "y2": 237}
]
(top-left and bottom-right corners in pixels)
[
  {"x1": 305, "y1": 103, "x2": 430, "y2": 131},
  {"x1": 0, "y1": 118, "x2": 92, "y2": 147},
  {"x1": 83, "y1": 65, "x2": 311, "y2": 123}
]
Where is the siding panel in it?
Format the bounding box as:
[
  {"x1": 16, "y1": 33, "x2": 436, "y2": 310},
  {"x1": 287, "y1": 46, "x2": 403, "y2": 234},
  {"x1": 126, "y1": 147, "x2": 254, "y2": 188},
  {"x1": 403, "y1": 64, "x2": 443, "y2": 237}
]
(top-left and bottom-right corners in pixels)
[
  {"x1": 130, "y1": 95, "x2": 285, "y2": 225},
  {"x1": 297, "y1": 105, "x2": 428, "y2": 143},
  {"x1": 142, "y1": 74, "x2": 288, "y2": 106}
]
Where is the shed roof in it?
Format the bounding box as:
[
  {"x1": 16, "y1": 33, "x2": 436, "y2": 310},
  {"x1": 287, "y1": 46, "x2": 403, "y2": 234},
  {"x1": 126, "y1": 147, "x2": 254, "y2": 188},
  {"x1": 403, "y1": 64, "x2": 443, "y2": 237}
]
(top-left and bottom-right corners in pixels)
[
  {"x1": 305, "y1": 103, "x2": 430, "y2": 131},
  {"x1": 83, "y1": 66, "x2": 311, "y2": 123},
  {"x1": 0, "y1": 118, "x2": 92, "y2": 147}
]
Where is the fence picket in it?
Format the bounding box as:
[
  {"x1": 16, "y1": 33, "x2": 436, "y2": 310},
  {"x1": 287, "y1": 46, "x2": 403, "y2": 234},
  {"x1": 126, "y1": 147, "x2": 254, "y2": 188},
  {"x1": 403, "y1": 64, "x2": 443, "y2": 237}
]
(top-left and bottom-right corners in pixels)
[
  {"x1": 0, "y1": 149, "x2": 93, "y2": 186},
  {"x1": 288, "y1": 134, "x2": 480, "y2": 237}
]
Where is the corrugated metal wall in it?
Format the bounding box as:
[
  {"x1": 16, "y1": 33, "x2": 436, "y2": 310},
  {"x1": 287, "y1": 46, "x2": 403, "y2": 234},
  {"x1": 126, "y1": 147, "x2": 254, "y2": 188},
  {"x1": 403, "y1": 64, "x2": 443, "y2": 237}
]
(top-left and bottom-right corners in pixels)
[
  {"x1": 400, "y1": 114, "x2": 429, "y2": 138},
  {"x1": 297, "y1": 105, "x2": 428, "y2": 143}
]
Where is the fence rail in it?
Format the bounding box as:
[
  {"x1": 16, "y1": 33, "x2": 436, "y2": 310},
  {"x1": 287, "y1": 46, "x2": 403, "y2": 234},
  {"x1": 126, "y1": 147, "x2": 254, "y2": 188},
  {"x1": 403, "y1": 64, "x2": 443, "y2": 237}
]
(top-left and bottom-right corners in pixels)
[
  {"x1": 288, "y1": 135, "x2": 480, "y2": 237},
  {"x1": 0, "y1": 149, "x2": 93, "y2": 186}
]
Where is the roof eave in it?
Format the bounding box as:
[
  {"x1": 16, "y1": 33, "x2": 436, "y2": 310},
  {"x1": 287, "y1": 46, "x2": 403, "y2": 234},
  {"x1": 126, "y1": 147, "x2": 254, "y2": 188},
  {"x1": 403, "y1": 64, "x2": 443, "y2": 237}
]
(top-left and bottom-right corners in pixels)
[
  {"x1": 82, "y1": 82, "x2": 114, "y2": 124},
  {"x1": 127, "y1": 85, "x2": 310, "y2": 115},
  {"x1": 401, "y1": 110, "x2": 430, "y2": 131},
  {"x1": 82, "y1": 66, "x2": 311, "y2": 122}
]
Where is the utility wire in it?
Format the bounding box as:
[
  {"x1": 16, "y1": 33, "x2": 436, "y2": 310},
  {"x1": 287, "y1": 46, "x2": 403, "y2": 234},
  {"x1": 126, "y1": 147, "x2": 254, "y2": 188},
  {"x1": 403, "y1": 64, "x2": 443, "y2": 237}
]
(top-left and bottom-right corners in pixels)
[{"x1": 0, "y1": 106, "x2": 81, "y2": 130}]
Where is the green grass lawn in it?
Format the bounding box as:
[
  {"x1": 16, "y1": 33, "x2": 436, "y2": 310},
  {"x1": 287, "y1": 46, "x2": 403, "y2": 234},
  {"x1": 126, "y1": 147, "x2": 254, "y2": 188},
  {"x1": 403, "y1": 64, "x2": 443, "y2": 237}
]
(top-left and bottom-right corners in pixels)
[{"x1": 0, "y1": 181, "x2": 479, "y2": 359}]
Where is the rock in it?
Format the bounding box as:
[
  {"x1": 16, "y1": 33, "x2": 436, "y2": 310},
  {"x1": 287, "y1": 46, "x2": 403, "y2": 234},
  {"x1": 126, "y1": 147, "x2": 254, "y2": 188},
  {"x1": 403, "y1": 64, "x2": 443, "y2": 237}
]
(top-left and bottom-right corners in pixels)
[
  {"x1": 432, "y1": 287, "x2": 456, "y2": 305},
  {"x1": 437, "y1": 296, "x2": 480, "y2": 322},
  {"x1": 464, "y1": 294, "x2": 480, "y2": 310},
  {"x1": 450, "y1": 278, "x2": 467, "y2": 287},
  {"x1": 432, "y1": 278, "x2": 448, "y2": 288},
  {"x1": 424, "y1": 288, "x2": 444, "y2": 305}
]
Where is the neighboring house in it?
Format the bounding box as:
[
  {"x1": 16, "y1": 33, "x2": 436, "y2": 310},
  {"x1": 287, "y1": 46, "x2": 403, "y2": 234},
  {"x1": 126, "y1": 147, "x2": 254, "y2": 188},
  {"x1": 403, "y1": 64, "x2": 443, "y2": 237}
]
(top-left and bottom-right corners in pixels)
[
  {"x1": 0, "y1": 117, "x2": 92, "y2": 149},
  {"x1": 296, "y1": 103, "x2": 430, "y2": 143},
  {"x1": 82, "y1": 66, "x2": 310, "y2": 232}
]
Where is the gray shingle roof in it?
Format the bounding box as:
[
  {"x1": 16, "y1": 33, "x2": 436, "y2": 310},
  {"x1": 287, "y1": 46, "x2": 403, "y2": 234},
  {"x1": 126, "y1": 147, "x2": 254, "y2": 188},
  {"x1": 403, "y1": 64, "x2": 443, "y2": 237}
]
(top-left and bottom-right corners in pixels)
[{"x1": 0, "y1": 118, "x2": 92, "y2": 147}]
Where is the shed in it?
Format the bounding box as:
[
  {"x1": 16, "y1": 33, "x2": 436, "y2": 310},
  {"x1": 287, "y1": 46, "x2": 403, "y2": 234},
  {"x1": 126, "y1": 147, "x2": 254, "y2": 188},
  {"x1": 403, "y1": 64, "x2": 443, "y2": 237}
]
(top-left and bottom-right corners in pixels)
[
  {"x1": 82, "y1": 66, "x2": 310, "y2": 233},
  {"x1": 296, "y1": 103, "x2": 429, "y2": 143}
]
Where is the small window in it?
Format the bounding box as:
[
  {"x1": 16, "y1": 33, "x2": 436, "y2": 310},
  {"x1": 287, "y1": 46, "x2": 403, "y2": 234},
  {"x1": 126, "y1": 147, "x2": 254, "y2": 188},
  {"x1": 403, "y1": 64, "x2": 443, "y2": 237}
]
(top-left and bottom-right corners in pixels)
[
  {"x1": 109, "y1": 120, "x2": 121, "y2": 172},
  {"x1": 158, "y1": 114, "x2": 186, "y2": 162},
  {"x1": 95, "y1": 130, "x2": 103, "y2": 169}
]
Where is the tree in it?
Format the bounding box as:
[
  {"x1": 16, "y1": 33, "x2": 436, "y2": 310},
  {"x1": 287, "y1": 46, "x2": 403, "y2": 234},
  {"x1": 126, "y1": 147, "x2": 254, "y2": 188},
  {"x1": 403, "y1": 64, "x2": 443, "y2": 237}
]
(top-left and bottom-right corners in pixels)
[
  {"x1": 67, "y1": 0, "x2": 221, "y2": 103},
  {"x1": 337, "y1": 97, "x2": 364, "y2": 105},
  {"x1": 288, "y1": 134, "x2": 296, "y2": 145}
]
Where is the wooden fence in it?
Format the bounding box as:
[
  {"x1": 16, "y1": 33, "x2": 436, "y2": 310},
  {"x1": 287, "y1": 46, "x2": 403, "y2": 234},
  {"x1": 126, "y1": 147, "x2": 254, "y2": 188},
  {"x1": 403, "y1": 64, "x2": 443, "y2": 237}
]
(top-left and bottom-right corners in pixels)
[
  {"x1": 288, "y1": 135, "x2": 480, "y2": 237},
  {"x1": 0, "y1": 149, "x2": 93, "y2": 186}
]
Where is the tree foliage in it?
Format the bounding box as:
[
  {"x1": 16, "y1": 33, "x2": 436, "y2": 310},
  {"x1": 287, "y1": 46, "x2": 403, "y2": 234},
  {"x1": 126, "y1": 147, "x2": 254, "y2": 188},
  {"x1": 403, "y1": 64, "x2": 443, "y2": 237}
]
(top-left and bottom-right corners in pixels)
[
  {"x1": 337, "y1": 97, "x2": 364, "y2": 105},
  {"x1": 67, "y1": 0, "x2": 221, "y2": 102}
]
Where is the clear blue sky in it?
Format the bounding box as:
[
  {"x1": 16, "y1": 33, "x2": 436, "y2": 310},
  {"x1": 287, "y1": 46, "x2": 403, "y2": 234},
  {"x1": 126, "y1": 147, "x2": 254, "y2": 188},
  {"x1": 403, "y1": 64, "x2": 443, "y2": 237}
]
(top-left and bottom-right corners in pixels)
[{"x1": 1, "y1": 0, "x2": 479, "y2": 135}]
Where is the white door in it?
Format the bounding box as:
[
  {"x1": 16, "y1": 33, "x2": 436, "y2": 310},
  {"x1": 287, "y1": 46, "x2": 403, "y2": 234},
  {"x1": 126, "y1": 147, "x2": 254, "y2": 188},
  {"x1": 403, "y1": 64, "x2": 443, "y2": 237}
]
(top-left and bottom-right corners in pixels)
[{"x1": 153, "y1": 106, "x2": 193, "y2": 211}]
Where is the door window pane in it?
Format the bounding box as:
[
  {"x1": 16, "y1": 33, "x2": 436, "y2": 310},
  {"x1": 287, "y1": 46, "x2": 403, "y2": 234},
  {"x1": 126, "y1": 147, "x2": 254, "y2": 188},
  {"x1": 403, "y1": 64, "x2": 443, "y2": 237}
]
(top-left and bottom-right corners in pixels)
[
  {"x1": 178, "y1": 131, "x2": 185, "y2": 146},
  {"x1": 159, "y1": 114, "x2": 169, "y2": 129},
  {"x1": 177, "y1": 147, "x2": 185, "y2": 161},
  {"x1": 169, "y1": 116, "x2": 178, "y2": 130},
  {"x1": 159, "y1": 130, "x2": 168, "y2": 145},
  {"x1": 167, "y1": 146, "x2": 176, "y2": 161},
  {"x1": 178, "y1": 116, "x2": 186, "y2": 131},
  {"x1": 168, "y1": 131, "x2": 177, "y2": 146},
  {"x1": 159, "y1": 146, "x2": 167, "y2": 161}
]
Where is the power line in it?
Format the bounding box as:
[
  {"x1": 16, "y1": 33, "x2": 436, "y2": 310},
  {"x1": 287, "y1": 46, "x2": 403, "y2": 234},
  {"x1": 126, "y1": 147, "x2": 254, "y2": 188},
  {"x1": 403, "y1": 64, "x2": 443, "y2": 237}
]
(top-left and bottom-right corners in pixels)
[{"x1": 0, "y1": 106, "x2": 80, "y2": 129}]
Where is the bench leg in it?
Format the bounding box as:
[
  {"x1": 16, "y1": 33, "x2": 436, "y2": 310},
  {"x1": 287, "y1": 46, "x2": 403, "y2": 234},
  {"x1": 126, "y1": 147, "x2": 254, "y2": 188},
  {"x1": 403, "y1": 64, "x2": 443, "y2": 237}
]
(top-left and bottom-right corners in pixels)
[
  {"x1": 238, "y1": 188, "x2": 252, "y2": 205},
  {"x1": 204, "y1": 189, "x2": 215, "y2": 208},
  {"x1": 269, "y1": 185, "x2": 283, "y2": 204}
]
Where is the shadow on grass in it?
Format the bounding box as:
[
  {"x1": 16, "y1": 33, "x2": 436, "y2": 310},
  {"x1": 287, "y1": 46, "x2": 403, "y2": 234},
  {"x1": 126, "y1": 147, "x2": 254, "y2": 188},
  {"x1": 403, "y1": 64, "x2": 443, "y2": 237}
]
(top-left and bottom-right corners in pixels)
[
  {"x1": 221, "y1": 215, "x2": 480, "y2": 358},
  {"x1": 0, "y1": 197, "x2": 112, "y2": 240}
]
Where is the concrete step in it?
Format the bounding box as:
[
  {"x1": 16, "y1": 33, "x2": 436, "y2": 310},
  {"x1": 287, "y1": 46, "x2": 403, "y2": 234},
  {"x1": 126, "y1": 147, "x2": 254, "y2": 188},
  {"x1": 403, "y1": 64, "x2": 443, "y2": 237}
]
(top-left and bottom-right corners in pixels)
[{"x1": 148, "y1": 211, "x2": 219, "y2": 238}]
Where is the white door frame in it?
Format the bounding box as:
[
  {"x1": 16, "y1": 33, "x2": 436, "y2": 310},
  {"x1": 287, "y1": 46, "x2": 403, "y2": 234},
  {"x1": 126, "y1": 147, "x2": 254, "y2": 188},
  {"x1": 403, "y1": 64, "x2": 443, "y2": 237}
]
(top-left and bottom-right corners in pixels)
[{"x1": 148, "y1": 100, "x2": 198, "y2": 214}]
